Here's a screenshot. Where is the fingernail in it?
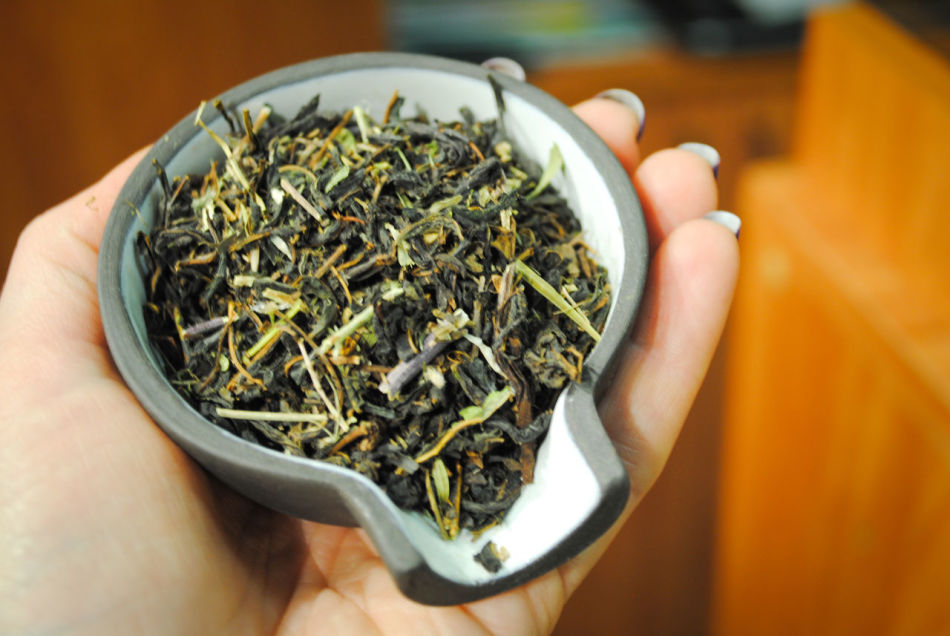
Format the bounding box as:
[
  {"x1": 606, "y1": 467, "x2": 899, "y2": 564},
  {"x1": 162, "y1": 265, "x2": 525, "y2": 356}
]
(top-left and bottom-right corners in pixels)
[
  {"x1": 481, "y1": 57, "x2": 526, "y2": 81},
  {"x1": 704, "y1": 211, "x2": 741, "y2": 238},
  {"x1": 596, "y1": 89, "x2": 646, "y2": 141},
  {"x1": 679, "y1": 142, "x2": 720, "y2": 178}
]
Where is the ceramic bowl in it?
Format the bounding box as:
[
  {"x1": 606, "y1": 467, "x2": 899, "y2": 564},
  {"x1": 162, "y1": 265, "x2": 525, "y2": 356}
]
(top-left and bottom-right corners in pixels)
[{"x1": 98, "y1": 52, "x2": 648, "y2": 605}]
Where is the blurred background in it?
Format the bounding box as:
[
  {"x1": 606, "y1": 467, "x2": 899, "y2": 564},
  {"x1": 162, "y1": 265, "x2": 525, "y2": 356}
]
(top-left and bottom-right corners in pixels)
[{"x1": 2, "y1": 1, "x2": 948, "y2": 632}]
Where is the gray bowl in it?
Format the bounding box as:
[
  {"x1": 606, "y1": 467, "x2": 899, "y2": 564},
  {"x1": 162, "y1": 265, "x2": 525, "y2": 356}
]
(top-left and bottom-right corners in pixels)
[{"x1": 98, "y1": 52, "x2": 648, "y2": 605}]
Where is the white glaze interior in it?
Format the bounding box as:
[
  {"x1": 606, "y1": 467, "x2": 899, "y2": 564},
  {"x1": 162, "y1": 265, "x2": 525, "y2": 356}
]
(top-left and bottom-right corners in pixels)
[{"x1": 120, "y1": 64, "x2": 626, "y2": 584}]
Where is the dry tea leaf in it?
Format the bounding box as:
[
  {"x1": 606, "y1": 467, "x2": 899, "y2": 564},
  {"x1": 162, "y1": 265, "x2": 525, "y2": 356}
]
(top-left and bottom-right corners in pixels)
[{"x1": 137, "y1": 88, "x2": 610, "y2": 550}]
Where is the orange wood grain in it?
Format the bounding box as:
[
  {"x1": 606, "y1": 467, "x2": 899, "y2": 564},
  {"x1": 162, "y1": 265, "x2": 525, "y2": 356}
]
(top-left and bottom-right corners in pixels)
[
  {"x1": 713, "y1": 4, "x2": 950, "y2": 633},
  {"x1": 715, "y1": 162, "x2": 950, "y2": 634},
  {"x1": 0, "y1": 0, "x2": 384, "y2": 282},
  {"x1": 794, "y1": 1, "x2": 950, "y2": 293}
]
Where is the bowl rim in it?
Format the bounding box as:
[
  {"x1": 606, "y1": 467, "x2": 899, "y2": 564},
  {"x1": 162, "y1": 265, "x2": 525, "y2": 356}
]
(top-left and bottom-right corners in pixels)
[{"x1": 97, "y1": 51, "x2": 648, "y2": 604}]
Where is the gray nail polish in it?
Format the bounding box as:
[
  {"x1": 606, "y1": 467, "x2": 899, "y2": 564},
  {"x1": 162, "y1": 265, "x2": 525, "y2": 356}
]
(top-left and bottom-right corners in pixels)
[
  {"x1": 480, "y1": 57, "x2": 526, "y2": 81},
  {"x1": 679, "y1": 142, "x2": 720, "y2": 178},
  {"x1": 704, "y1": 211, "x2": 741, "y2": 238},
  {"x1": 596, "y1": 88, "x2": 646, "y2": 141}
]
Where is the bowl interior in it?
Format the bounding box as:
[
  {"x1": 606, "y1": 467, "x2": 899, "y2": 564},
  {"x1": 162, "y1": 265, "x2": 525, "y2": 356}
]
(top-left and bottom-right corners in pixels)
[{"x1": 110, "y1": 55, "x2": 643, "y2": 587}]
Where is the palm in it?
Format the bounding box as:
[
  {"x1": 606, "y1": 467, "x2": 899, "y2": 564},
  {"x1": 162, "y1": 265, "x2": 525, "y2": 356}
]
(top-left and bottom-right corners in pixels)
[
  {"x1": 1, "y1": 99, "x2": 736, "y2": 635},
  {"x1": 6, "y1": 292, "x2": 552, "y2": 633}
]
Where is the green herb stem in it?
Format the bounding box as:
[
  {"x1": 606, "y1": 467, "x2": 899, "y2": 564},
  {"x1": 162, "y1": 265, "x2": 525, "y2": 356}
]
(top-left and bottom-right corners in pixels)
[
  {"x1": 512, "y1": 260, "x2": 601, "y2": 342},
  {"x1": 244, "y1": 300, "x2": 306, "y2": 362},
  {"x1": 215, "y1": 407, "x2": 328, "y2": 423},
  {"x1": 317, "y1": 287, "x2": 404, "y2": 355}
]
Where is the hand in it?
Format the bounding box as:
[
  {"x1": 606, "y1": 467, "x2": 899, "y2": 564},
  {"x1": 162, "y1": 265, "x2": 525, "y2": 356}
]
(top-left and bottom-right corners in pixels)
[{"x1": 0, "y1": 92, "x2": 737, "y2": 635}]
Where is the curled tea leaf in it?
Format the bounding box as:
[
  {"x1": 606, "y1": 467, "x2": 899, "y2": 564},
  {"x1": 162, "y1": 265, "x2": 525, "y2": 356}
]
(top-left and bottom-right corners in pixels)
[{"x1": 415, "y1": 386, "x2": 514, "y2": 463}]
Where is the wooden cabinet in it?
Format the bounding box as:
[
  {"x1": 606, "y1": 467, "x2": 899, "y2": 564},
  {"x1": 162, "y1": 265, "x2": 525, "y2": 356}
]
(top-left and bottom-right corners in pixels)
[{"x1": 713, "y1": 4, "x2": 950, "y2": 633}]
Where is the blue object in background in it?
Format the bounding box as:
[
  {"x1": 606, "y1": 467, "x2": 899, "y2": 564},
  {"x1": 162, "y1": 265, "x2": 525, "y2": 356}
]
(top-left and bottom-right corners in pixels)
[{"x1": 386, "y1": 0, "x2": 668, "y2": 69}]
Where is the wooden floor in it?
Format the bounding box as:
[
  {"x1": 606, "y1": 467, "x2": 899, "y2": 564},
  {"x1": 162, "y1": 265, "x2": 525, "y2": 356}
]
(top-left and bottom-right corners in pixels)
[{"x1": 0, "y1": 3, "x2": 801, "y2": 633}]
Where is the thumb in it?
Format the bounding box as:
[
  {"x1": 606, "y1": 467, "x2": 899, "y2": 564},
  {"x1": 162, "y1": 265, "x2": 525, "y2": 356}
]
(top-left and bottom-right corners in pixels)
[{"x1": 0, "y1": 149, "x2": 148, "y2": 349}]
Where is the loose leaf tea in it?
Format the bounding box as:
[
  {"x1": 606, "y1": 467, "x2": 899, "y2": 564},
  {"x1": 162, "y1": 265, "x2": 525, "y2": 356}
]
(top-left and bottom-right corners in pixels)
[{"x1": 136, "y1": 88, "x2": 610, "y2": 546}]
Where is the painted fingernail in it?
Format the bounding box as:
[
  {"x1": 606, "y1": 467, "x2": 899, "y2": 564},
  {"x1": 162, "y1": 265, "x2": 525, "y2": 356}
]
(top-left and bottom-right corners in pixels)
[
  {"x1": 481, "y1": 57, "x2": 526, "y2": 81},
  {"x1": 679, "y1": 142, "x2": 720, "y2": 178},
  {"x1": 596, "y1": 89, "x2": 646, "y2": 141},
  {"x1": 704, "y1": 211, "x2": 741, "y2": 238}
]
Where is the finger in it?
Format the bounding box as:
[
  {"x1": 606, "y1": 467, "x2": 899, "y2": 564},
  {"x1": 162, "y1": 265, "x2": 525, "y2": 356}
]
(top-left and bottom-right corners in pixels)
[
  {"x1": 561, "y1": 215, "x2": 739, "y2": 593},
  {"x1": 635, "y1": 146, "x2": 719, "y2": 249},
  {"x1": 571, "y1": 91, "x2": 719, "y2": 250},
  {"x1": 612, "y1": 218, "x2": 738, "y2": 483},
  {"x1": 572, "y1": 90, "x2": 645, "y2": 179}
]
